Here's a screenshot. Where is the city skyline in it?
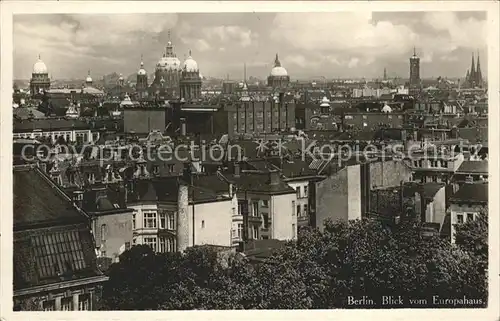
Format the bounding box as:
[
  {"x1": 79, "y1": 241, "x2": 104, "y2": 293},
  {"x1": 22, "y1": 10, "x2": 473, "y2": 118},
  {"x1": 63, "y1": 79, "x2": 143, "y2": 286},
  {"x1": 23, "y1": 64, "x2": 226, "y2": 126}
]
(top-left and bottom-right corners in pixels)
[{"x1": 14, "y1": 11, "x2": 488, "y2": 80}]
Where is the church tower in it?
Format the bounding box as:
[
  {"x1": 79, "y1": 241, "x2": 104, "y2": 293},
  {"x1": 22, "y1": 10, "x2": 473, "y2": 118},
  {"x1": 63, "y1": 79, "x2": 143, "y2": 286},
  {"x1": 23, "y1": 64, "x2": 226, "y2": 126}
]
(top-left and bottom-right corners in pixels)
[
  {"x1": 408, "y1": 47, "x2": 421, "y2": 98},
  {"x1": 179, "y1": 50, "x2": 202, "y2": 101},
  {"x1": 30, "y1": 54, "x2": 51, "y2": 97},
  {"x1": 476, "y1": 52, "x2": 483, "y2": 88},
  {"x1": 136, "y1": 55, "x2": 148, "y2": 100}
]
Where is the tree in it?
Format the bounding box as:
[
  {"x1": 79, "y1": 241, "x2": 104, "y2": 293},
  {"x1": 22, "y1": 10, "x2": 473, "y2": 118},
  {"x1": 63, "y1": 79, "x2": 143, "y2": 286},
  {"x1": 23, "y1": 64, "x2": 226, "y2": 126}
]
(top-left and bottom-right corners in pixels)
[
  {"x1": 101, "y1": 218, "x2": 487, "y2": 310},
  {"x1": 454, "y1": 209, "x2": 488, "y2": 275}
]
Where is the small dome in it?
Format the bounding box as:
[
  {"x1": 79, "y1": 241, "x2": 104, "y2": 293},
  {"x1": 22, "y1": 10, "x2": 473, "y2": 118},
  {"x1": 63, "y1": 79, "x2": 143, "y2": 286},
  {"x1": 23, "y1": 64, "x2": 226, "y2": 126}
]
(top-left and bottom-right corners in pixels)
[
  {"x1": 320, "y1": 96, "x2": 330, "y2": 107},
  {"x1": 85, "y1": 70, "x2": 92, "y2": 83},
  {"x1": 33, "y1": 56, "x2": 48, "y2": 74},
  {"x1": 382, "y1": 104, "x2": 392, "y2": 113},
  {"x1": 138, "y1": 61, "x2": 147, "y2": 76},
  {"x1": 118, "y1": 74, "x2": 124, "y2": 81},
  {"x1": 183, "y1": 51, "x2": 199, "y2": 72}
]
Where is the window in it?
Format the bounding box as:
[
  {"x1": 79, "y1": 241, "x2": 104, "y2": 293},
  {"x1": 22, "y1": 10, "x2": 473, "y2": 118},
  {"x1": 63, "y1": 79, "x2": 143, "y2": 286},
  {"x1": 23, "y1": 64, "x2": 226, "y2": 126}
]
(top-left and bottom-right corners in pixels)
[
  {"x1": 78, "y1": 294, "x2": 91, "y2": 311},
  {"x1": 262, "y1": 200, "x2": 269, "y2": 208},
  {"x1": 237, "y1": 224, "x2": 243, "y2": 239},
  {"x1": 232, "y1": 229, "x2": 237, "y2": 239},
  {"x1": 159, "y1": 212, "x2": 166, "y2": 229},
  {"x1": 467, "y1": 213, "x2": 475, "y2": 222},
  {"x1": 303, "y1": 204, "x2": 308, "y2": 216},
  {"x1": 296, "y1": 205, "x2": 301, "y2": 216},
  {"x1": 43, "y1": 300, "x2": 55, "y2": 311},
  {"x1": 232, "y1": 207, "x2": 236, "y2": 216},
  {"x1": 292, "y1": 224, "x2": 296, "y2": 238},
  {"x1": 296, "y1": 188, "x2": 301, "y2": 198},
  {"x1": 456, "y1": 214, "x2": 464, "y2": 224},
  {"x1": 61, "y1": 297, "x2": 73, "y2": 311},
  {"x1": 252, "y1": 226, "x2": 259, "y2": 240},
  {"x1": 201, "y1": 220, "x2": 205, "y2": 228},
  {"x1": 132, "y1": 213, "x2": 136, "y2": 230},
  {"x1": 168, "y1": 212, "x2": 175, "y2": 230},
  {"x1": 143, "y1": 211, "x2": 157, "y2": 228},
  {"x1": 303, "y1": 186, "x2": 308, "y2": 198},
  {"x1": 153, "y1": 165, "x2": 159, "y2": 175},
  {"x1": 292, "y1": 201, "x2": 296, "y2": 215},
  {"x1": 144, "y1": 237, "x2": 157, "y2": 252},
  {"x1": 100, "y1": 224, "x2": 108, "y2": 241},
  {"x1": 252, "y1": 201, "x2": 259, "y2": 217},
  {"x1": 262, "y1": 213, "x2": 269, "y2": 228}
]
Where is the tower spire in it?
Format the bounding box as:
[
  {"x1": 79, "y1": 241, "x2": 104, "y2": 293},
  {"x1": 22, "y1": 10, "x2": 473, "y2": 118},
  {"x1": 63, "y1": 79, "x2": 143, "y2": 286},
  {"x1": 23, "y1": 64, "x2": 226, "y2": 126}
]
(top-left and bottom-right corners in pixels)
[
  {"x1": 244, "y1": 62, "x2": 247, "y2": 82},
  {"x1": 274, "y1": 53, "x2": 281, "y2": 67},
  {"x1": 413, "y1": 46, "x2": 416, "y2": 56},
  {"x1": 189, "y1": 49, "x2": 192, "y2": 57}
]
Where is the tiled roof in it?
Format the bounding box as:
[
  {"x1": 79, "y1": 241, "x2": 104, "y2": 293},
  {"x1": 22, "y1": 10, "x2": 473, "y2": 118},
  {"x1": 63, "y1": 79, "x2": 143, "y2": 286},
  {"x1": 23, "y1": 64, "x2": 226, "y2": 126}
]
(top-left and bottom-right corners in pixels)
[
  {"x1": 14, "y1": 223, "x2": 102, "y2": 290},
  {"x1": 450, "y1": 183, "x2": 488, "y2": 203},
  {"x1": 456, "y1": 160, "x2": 488, "y2": 174},
  {"x1": 14, "y1": 167, "x2": 86, "y2": 230}
]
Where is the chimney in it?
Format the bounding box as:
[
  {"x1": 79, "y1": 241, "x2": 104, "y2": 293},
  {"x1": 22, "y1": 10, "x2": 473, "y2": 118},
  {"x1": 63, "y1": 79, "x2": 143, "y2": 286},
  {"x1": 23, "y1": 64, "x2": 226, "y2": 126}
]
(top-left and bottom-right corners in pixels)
[
  {"x1": 72, "y1": 190, "x2": 84, "y2": 209},
  {"x1": 268, "y1": 170, "x2": 280, "y2": 186},
  {"x1": 180, "y1": 117, "x2": 187, "y2": 136},
  {"x1": 177, "y1": 180, "x2": 190, "y2": 252},
  {"x1": 234, "y1": 162, "x2": 241, "y2": 178}
]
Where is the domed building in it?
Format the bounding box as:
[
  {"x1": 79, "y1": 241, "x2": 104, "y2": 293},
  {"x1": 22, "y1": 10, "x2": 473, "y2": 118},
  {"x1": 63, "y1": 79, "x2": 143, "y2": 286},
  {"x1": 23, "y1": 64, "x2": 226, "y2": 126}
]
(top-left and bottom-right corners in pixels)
[
  {"x1": 85, "y1": 70, "x2": 93, "y2": 87},
  {"x1": 30, "y1": 55, "x2": 51, "y2": 97},
  {"x1": 267, "y1": 53, "x2": 290, "y2": 90},
  {"x1": 150, "y1": 39, "x2": 182, "y2": 98},
  {"x1": 179, "y1": 50, "x2": 202, "y2": 101},
  {"x1": 136, "y1": 56, "x2": 148, "y2": 99}
]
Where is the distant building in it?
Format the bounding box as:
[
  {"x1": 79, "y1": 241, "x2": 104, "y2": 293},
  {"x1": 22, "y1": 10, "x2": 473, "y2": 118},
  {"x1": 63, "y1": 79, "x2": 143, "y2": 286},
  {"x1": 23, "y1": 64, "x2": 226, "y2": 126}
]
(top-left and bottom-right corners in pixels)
[
  {"x1": 267, "y1": 53, "x2": 290, "y2": 90},
  {"x1": 136, "y1": 57, "x2": 149, "y2": 100},
  {"x1": 179, "y1": 50, "x2": 202, "y2": 101},
  {"x1": 30, "y1": 55, "x2": 51, "y2": 97},
  {"x1": 464, "y1": 52, "x2": 484, "y2": 88},
  {"x1": 408, "y1": 47, "x2": 421, "y2": 98},
  {"x1": 448, "y1": 183, "x2": 488, "y2": 243}
]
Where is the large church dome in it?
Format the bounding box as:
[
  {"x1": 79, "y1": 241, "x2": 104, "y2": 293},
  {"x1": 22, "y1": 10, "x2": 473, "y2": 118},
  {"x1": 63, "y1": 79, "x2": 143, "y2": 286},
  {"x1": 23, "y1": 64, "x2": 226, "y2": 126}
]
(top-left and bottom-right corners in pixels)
[
  {"x1": 271, "y1": 66, "x2": 288, "y2": 77},
  {"x1": 33, "y1": 56, "x2": 48, "y2": 74},
  {"x1": 270, "y1": 53, "x2": 287, "y2": 77}
]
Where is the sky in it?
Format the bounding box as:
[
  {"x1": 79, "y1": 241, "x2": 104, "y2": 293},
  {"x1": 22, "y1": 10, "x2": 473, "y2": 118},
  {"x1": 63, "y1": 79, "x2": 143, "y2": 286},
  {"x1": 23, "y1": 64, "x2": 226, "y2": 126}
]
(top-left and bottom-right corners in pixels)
[{"x1": 13, "y1": 11, "x2": 488, "y2": 80}]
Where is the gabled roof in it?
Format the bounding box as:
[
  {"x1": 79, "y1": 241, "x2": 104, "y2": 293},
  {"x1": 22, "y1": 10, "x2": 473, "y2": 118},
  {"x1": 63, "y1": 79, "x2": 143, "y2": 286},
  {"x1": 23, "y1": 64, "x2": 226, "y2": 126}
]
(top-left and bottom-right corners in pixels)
[{"x1": 14, "y1": 166, "x2": 87, "y2": 230}]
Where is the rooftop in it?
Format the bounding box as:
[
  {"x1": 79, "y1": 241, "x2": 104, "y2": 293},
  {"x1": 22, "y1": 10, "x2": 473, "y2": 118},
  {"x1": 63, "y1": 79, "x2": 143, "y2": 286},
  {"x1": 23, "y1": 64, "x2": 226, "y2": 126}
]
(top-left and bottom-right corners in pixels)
[
  {"x1": 13, "y1": 166, "x2": 87, "y2": 230},
  {"x1": 450, "y1": 183, "x2": 488, "y2": 204}
]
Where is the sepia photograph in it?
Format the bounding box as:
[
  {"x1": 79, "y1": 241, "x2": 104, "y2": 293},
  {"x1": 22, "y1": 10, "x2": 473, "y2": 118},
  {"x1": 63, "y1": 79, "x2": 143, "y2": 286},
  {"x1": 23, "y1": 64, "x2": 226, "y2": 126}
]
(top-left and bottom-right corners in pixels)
[{"x1": 1, "y1": 1, "x2": 499, "y2": 319}]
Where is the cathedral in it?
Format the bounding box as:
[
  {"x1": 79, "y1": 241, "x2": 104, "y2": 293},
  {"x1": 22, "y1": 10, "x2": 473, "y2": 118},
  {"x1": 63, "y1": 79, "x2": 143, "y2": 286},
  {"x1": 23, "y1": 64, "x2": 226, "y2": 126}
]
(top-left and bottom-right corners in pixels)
[
  {"x1": 146, "y1": 35, "x2": 202, "y2": 101},
  {"x1": 267, "y1": 53, "x2": 290, "y2": 90},
  {"x1": 30, "y1": 55, "x2": 51, "y2": 97},
  {"x1": 464, "y1": 52, "x2": 483, "y2": 88}
]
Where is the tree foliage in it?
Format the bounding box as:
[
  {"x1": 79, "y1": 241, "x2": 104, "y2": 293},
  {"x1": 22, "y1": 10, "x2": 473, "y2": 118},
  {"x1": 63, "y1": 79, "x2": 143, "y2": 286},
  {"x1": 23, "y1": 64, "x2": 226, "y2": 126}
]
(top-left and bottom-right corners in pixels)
[{"x1": 101, "y1": 218, "x2": 487, "y2": 310}]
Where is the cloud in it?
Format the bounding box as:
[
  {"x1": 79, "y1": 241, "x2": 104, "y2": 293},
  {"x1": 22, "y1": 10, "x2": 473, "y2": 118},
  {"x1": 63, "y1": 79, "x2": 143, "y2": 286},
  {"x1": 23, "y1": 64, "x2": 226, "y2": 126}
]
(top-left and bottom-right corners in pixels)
[
  {"x1": 270, "y1": 11, "x2": 486, "y2": 73},
  {"x1": 14, "y1": 14, "x2": 178, "y2": 78},
  {"x1": 201, "y1": 25, "x2": 257, "y2": 47}
]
